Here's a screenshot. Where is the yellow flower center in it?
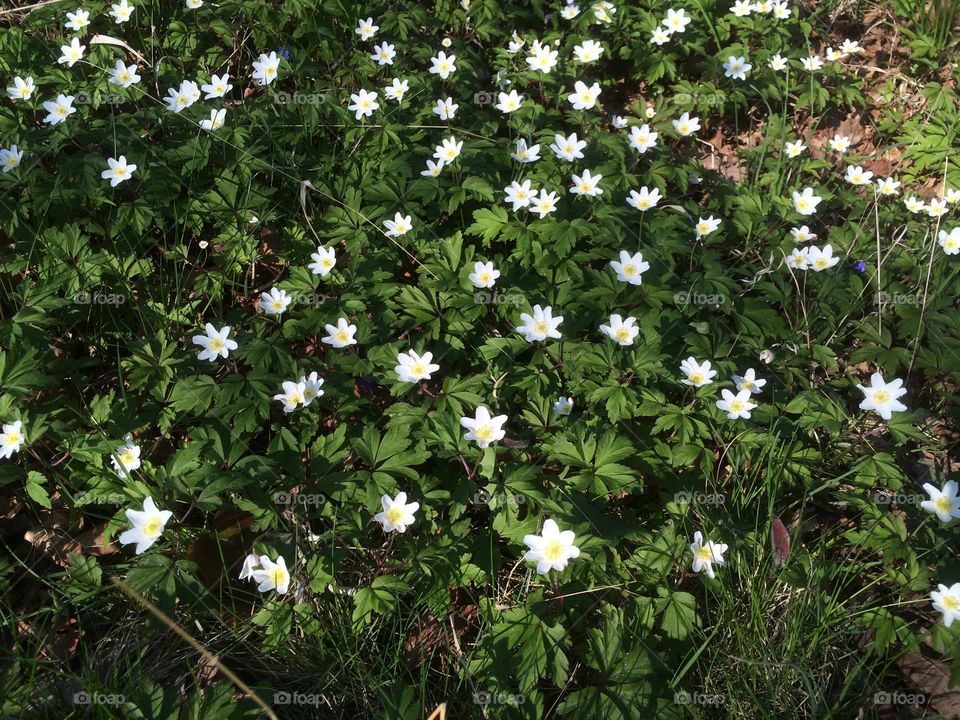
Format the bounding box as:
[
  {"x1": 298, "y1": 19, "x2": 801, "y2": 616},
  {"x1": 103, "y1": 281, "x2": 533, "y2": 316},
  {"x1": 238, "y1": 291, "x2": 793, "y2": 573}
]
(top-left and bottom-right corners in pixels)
[
  {"x1": 336, "y1": 330, "x2": 349, "y2": 343},
  {"x1": 943, "y1": 595, "x2": 960, "y2": 610},
  {"x1": 543, "y1": 540, "x2": 565, "y2": 563},
  {"x1": 696, "y1": 546, "x2": 714, "y2": 562},
  {"x1": 478, "y1": 271, "x2": 491, "y2": 283},
  {"x1": 410, "y1": 362, "x2": 427, "y2": 376},
  {"x1": 386, "y1": 506, "x2": 405, "y2": 524},
  {"x1": 623, "y1": 264, "x2": 636, "y2": 276},
  {"x1": 474, "y1": 425, "x2": 493, "y2": 442},
  {"x1": 6, "y1": 431, "x2": 20, "y2": 444},
  {"x1": 796, "y1": 199, "x2": 809, "y2": 211},
  {"x1": 143, "y1": 517, "x2": 162, "y2": 538},
  {"x1": 689, "y1": 372, "x2": 704, "y2": 385},
  {"x1": 533, "y1": 321, "x2": 550, "y2": 335},
  {"x1": 729, "y1": 399, "x2": 745, "y2": 412},
  {"x1": 678, "y1": 123, "x2": 690, "y2": 134},
  {"x1": 615, "y1": 327, "x2": 631, "y2": 342},
  {"x1": 209, "y1": 337, "x2": 224, "y2": 351},
  {"x1": 289, "y1": 391, "x2": 303, "y2": 404},
  {"x1": 815, "y1": 258, "x2": 827, "y2": 269},
  {"x1": 270, "y1": 567, "x2": 287, "y2": 586},
  {"x1": 873, "y1": 389, "x2": 890, "y2": 404},
  {"x1": 120, "y1": 451, "x2": 136, "y2": 466},
  {"x1": 740, "y1": 380, "x2": 753, "y2": 390}
]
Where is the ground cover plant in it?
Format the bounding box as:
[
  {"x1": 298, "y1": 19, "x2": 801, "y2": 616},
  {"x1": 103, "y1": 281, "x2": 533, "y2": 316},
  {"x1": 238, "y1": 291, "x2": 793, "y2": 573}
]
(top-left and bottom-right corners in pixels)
[{"x1": 1, "y1": 0, "x2": 959, "y2": 718}]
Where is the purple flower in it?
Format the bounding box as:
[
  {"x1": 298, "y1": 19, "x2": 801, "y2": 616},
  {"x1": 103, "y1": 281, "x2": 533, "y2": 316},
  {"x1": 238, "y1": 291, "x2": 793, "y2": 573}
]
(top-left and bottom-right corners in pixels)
[
  {"x1": 277, "y1": 48, "x2": 290, "y2": 60},
  {"x1": 356, "y1": 377, "x2": 378, "y2": 393},
  {"x1": 854, "y1": 260, "x2": 866, "y2": 273}
]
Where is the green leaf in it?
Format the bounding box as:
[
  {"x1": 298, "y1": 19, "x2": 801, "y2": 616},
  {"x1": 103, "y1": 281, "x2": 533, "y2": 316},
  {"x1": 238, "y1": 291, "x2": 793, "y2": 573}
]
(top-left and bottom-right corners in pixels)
[
  {"x1": 25, "y1": 471, "x2": 51, "y2": 509},
  {"x1": 465, "y1": 206, "x2": 509, "y2": 243},
  {"x1": 657, "y1": 589, "x2": 699, "y2": 640}
]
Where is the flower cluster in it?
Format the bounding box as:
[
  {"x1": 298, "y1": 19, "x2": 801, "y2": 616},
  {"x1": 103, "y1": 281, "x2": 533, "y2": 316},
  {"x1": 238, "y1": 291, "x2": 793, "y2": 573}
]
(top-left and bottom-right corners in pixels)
[{"x1": 3, "y1": 0, "x2": 958, "y2": 645}]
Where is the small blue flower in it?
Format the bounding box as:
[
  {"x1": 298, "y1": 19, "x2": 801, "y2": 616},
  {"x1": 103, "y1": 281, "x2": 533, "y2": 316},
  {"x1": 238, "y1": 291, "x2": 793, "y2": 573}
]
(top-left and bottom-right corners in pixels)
[
  {"x1": 854, "y1": 260, "x2": 866, "y2": 273},
  {"x1": 277, "y1": 48, "x2": 290, "y2": 60}
]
